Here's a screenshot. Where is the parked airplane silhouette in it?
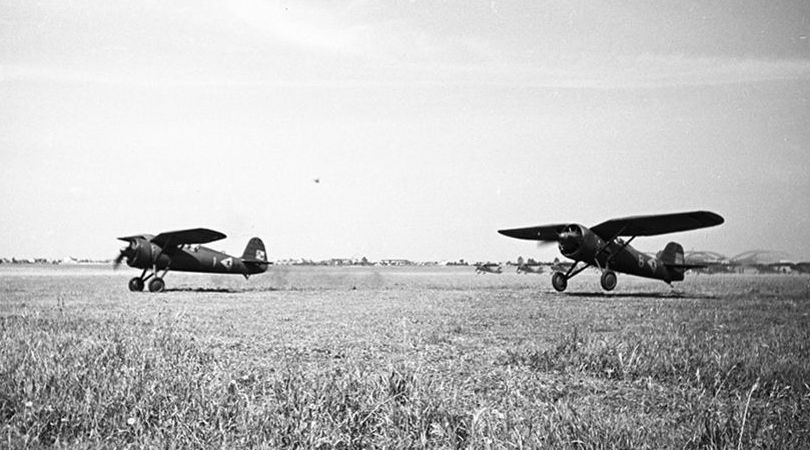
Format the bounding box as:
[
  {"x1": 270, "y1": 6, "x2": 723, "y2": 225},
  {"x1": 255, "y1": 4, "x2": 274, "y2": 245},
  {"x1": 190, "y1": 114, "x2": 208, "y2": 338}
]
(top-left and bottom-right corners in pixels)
[
  {"x1": 474, "y1": 262, "x2": 503, "y2": 274},
  {"x1": 687, "y1": 249, "x2": 810, "y2": 275},
  {"x1": 516, "y1": 262, "x2": 544, "y2": 274},
  {"x1": 512, "y1": 256, "x2": 544, "y2": 274},
  {"x1": 498, "y1": 211, "x2": 724, "y2": 291},
  {"x1": 114, "y1": 228, "x2": 271, "y2": 292}
]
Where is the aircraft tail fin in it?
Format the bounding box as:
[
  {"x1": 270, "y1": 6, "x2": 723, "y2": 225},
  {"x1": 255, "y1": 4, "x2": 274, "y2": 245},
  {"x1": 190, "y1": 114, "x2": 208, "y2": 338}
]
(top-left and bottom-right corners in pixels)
[
  {"x1": 241, "y1": 237, "x2": 269, "y2": 264},
  {"x1": 659, "y1": 242, "x2": 685, "y2": 266},
  {"x1": 659, "y1": 242, "x2": 705, "y2": 280}
]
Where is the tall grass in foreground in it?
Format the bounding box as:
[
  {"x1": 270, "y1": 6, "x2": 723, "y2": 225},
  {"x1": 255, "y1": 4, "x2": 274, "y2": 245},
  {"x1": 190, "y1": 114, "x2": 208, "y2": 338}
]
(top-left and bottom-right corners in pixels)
[
  {"x1": 3, "y1": 270, "x2": 810, "y2": 449},
  {"x1": 2, "y1": 309, "x2": 808, "y2": 448},
  {"x1": 1, "y1": 313, "x2": 643, "y2": 448},
  {"x1": 500, "y1": 325, "x2": 810, "y2": 448}
]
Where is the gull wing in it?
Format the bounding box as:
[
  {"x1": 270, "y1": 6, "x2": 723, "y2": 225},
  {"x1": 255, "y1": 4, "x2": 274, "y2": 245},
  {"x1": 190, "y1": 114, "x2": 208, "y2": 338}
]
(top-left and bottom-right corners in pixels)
[
  {"x1": 497, "y1": 224, "x2": 569, "y2": 241},
  {"x1": 117, "y1": 234, "x2": 154, "y2": 243},
  {"x1": 151, "y1": 228, "x2": 227, "y2": 248},
  {"x1": 590, "y1": 211, "x2": 724, "y2": 240}
]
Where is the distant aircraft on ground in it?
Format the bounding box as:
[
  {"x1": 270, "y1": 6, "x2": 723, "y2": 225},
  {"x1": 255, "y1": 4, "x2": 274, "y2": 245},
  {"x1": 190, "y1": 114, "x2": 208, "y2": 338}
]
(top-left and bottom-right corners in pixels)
[
  {"x1": 114, "y1": 228, "x2": 271, "y2": 292},
  {"x1": 516, "y1": 262, "x2": 544, "y2": 274},
  {"x1": 474, "y1": 262, "x2": 503, "y2": 274},
  {"x1": 498, "y1": 211, "x2": 724, "y2": 292},
  {"x1": 550, "y1": 259, "x2": 574, "y2": 273},
  {"x1": 685, "y1": 249, "x2": 810, "y2": 275},
  {"x1": 728, "y1": 250, "x2": 797, "y2": 274},
  {"x1": 512, "y1": 256, "x2": 544, "y2": 274},
  {"x1": 684, "y1": 250, "x2": 735, "y2": 274},
  {"x1": 794, "y1": 262, "x2": 810, "y2": 274}
]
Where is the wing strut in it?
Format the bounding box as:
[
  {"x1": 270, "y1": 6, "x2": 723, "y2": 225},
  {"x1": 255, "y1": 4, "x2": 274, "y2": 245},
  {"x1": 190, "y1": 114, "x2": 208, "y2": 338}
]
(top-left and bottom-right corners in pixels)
[
  {"x1": 564, "y1": 261, "x2": 591, "y2": 279},
  {"x1": 592, "y1": 225, "x2": 628, "y2": 262},
  {"x1": 603, "y1": 236, "x2": 636, "y2": 267}
]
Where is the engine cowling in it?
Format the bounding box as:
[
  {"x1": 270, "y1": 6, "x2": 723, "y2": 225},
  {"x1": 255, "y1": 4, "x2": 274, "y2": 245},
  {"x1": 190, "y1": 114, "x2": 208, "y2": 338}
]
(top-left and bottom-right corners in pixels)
[
  {"x1": 558, "y1": 224, "x2": 600, "y2": 261},
  {"x1": 126, "y1": 239, "x2": 156, "y2": 267}
]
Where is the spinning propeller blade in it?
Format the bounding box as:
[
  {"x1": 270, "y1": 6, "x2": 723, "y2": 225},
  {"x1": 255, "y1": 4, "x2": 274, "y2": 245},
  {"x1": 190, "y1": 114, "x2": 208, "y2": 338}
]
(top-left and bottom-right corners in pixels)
[{"x1": 113, "y1": 247, "x2": 128, "y2": 269}]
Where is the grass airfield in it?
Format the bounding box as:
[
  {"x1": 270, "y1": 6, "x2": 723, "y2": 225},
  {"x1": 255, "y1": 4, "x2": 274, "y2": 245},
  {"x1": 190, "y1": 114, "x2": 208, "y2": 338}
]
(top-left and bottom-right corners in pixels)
[{"x1": 1, "y1": 265, "x2": 809, "y2": 448}]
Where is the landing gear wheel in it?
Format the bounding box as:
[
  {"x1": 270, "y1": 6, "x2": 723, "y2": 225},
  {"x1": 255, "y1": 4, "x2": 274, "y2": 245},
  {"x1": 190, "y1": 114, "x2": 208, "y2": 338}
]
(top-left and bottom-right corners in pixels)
[
  {"x1": 128, "y1": 277, "x2": 144, "y2": 292},
  {"x1": 600, "y1": 270, "x2": 617, "y2": 291},
  {"x1": 551, "y1": 272, "x2": 568, "y2": 292},
  {"x1": 148, "y1": 278, "x2": 165, "y2": 293}
]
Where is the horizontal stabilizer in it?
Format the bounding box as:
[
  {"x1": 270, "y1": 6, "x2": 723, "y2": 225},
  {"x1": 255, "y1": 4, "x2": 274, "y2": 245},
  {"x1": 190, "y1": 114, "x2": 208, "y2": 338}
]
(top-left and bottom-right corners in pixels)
[
  {"x1": 242, "y1": 258, "x2": 272, "y2": 265},
  {"x1": 664, "y1": 263, "x2": 707, "y2": 270}
]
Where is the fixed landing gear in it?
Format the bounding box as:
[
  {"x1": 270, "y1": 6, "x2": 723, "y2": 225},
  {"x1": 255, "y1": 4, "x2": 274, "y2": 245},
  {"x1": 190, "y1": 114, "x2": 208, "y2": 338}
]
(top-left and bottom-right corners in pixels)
[
  {"x1": 549, "y1": 263, "x2": 619, "y2": 292},
  {"x1": 551, "y1": 261, "x2": 588, "y2": 292},
  {"x1": 600, "y1": 270, "x2": 617, "y2": 291},
  {"x1": 128, "y1": 266, "x2": 169, "y2": 293},
  {"x1": 552, "y1": 272, "x2": 568, "y2": 292},
  {"x1": 148, "y1": 278, "x2": 165, "y2": 293},
  {"x1": 128, "y1": 277, "x2": 144, "y2": 291}
]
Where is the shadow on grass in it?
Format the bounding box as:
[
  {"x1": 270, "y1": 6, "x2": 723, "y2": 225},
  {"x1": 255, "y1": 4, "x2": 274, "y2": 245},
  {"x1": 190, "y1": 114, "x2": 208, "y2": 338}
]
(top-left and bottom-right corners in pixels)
[
  {"x1": 163, "y1": 287, "x2": 281, "y2": 294},
  {"x1": 563, "y1": 291, "x2": 718, "y2": 300},
  {"x1": 163, "y1": 287, "x2": 244, "y2": 293},
  {"x1": 161, "y1": 286, "x2": 351, "y2": 294}
]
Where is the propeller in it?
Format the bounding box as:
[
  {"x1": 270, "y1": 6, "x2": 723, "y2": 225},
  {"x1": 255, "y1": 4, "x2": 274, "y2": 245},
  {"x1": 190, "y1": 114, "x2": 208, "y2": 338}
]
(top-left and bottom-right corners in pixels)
[
  {"x1": 113, "y1": 245, "x2": 133, "y2": 269},
  {"x1": 113, "y1": 249, "x2": 126, "y2": 269}
]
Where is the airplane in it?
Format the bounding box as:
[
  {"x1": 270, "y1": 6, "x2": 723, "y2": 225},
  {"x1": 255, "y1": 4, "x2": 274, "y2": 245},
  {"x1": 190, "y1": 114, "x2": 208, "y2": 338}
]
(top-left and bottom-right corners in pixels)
[
  {"x1": 512, "y1": 256, "x2": 543, "y2": 274},
  {"x1": 728, "y1": 250, "x2": 796, "y2": 274},
  {"x1": 474, "y1": 262, "x2": 503, "y2": 274},
  {"x1": 516, "y1": 263, "x2": 544, "y2": 274},
  {"x1": 498, "y1": 211, "x2": 724, "y2": 292},
  {"x1": 684, "y1": 250, "x2": 736, "y2": 274},
  {"x1": 114, "y1": 228, "x2": 272, "y2": 292},
  {"x1": 794, "y1": 262, "x2": 810, "y2": 275},
  {"x1": 550, "y1": 258, "x2": 574, "y2": 273},
  {"x1": 685, "y1": 249, "x2": 810, "y2": 275},
  {"x1": 515, "y1": 258, "x2": 544, "y2": 274}
]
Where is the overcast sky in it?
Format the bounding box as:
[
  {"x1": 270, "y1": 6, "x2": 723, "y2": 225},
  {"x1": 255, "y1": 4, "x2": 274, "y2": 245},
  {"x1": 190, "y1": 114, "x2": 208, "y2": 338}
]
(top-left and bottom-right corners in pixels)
[{"x1": 2, "y1": 0, "x2": 809, "y2": 261}]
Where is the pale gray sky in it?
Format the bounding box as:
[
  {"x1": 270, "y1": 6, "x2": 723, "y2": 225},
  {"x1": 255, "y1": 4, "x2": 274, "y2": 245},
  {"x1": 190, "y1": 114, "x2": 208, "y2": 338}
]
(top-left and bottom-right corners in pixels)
[{"x1": 2, "y1": 1, "x2": 809, "y2": 261}]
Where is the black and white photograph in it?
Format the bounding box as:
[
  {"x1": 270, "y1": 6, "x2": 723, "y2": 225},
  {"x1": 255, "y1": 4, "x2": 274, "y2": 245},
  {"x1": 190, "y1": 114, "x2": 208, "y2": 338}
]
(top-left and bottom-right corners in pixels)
[{"x1": 2, "y1": 1, "x2": 809, "y2": 447}]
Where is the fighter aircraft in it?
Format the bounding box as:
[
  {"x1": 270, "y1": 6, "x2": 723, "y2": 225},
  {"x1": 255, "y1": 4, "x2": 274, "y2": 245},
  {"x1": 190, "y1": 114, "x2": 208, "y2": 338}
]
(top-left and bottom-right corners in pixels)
[
  {"x1": 114, "y1": 228, "x2": 271, "y2": 292},
  {"x1": 685, "y1": 249, "x2": 810, "y2": 275},
  {"x1": 498, "y1": 211, "x2": 724, "y2": 292},
  {"x1": 515, "y1": 257, "x2": 544, "y2": 274},
  {"x1": 516, "y1": 263, "x2": 544, "y2": 274},
  {"x1": 474, "y1": 262, "x2": 503, "y2": 274}
]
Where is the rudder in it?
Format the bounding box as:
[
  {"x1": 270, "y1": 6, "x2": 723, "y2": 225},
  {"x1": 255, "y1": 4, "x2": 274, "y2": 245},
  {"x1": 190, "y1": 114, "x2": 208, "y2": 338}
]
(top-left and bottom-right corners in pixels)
[
  {"x1": 242, "y1": 237, "x2": 267, "y2": 262},
  {"x1": 660, "y1": 241, "x2": 685, "y2": 281},
  {"x1": 660, "y1": 242, "x2": 684, "y2": 266}
]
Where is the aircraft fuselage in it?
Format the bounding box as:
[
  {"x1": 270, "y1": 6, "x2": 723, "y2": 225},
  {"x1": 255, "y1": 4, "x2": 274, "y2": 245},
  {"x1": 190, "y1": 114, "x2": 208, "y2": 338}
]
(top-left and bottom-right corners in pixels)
[
  {"x1": 575, "y1": 235, "x2": 683, "y2": 283},
  {"x1": 559, "y1": 224, "x2": 686, "y2": 284},
  {"x1": 124, "y1": 240, "x2": 267, "y2": 276}
]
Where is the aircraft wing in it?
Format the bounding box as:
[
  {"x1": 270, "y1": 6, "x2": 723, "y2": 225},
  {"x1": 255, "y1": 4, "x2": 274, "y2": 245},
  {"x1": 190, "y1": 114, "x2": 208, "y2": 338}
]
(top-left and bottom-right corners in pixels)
[
  {"x1": 590, "y1": 211, "x2": 724, "y2": 240},
  {"x1": 151, "y1": 228, "x2": 227, "y2": 248},
  {"x1": 498, "y1": 224, "x2": 569, "y2": 241},
  {"x1": 117, "y1": 234, "x2": 154, "y2": 243}
]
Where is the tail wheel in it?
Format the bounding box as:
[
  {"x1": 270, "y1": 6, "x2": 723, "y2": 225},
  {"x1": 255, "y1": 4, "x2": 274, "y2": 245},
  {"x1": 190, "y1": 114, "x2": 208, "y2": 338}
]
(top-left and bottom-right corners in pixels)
[
  {"x1": 128, "y1": 277, "x2": 144, "y2": 292},
  {"x1": 551, "y1": 272, "x2": 568, "y2": 292},
  {"x1": 148, "y1": 278, "x2": 165, "y2": 293},
  {"x1": 600, "y1": 270, "x2": 617, "y2": 291}
]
